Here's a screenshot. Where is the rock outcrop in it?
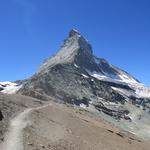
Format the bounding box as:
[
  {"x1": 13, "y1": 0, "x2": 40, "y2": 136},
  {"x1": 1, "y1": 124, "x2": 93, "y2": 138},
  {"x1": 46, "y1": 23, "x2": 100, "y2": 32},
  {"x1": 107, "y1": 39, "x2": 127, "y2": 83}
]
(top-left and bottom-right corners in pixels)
[{"x1": 0, "y1": 111, "x2": 3, "y2": 121}]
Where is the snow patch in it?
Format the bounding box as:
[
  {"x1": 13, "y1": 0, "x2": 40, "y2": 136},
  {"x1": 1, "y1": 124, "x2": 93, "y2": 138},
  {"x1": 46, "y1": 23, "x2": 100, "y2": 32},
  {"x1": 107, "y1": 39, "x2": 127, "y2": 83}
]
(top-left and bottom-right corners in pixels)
[
  {"x1": 134, "y1": 84, "x2": 150, "y2": 98},
  {"x1": 88, "y1": 70, "x2": 150, "y2": 98},
  {"x1": 117, "y1": 70, "x2": 138, "y2": 84},
  {"x1": 74, "y1": 64, "x2": 79, "y2": 68},
  {"x1": 81, "y1": 74, "x2": 89, "y2": 78},
  {"x1": 88, "y1": 71, "x2": 121, "y2": 83},
  {"x1": 0, "y1": 81, "x2": 18, "y2": 87},
  {"x1": 0, "y1": 81, "x2": 22, "y2": 94},
  {"x1": 80, "y1": 103, "x2": 87, "y2": 109}
]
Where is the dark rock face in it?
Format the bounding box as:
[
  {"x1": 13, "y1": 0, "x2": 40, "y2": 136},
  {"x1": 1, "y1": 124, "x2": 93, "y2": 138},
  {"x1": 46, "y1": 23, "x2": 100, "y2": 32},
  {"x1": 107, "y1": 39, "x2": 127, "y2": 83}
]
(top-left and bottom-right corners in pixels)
[
  {"x1": 19, "y1": 63, "x2": 128, "y2": 119},
  {"x1": 0, "y1": 87, "x2": 4, "y2": 91},
  {"x1": 0, "y1": 111, "x2": 3, "y2": 121},
  {"x1": 0, "y1": 83, "x2": 5, "y2": 91},
  {"x1": 20, "y1": 64, "x2": 125, "y2": 104}
]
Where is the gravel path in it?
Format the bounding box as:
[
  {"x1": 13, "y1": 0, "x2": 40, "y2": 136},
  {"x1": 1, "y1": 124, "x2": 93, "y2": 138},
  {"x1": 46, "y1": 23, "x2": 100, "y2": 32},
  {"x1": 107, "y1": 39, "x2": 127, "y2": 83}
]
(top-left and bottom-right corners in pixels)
[
  {"x1": 0, "y1": 103, "x2": 50, "y2": 150},
  {"x1": 0, "y1": 108, "x2": 31, "y2": 150}
]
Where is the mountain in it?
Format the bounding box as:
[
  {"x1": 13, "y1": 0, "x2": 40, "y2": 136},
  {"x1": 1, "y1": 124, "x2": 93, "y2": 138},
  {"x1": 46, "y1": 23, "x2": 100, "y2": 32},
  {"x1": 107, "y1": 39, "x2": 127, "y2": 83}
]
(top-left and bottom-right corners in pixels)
[
  {"x1": 18, "y1": 29, "x2": 150, "y2": 139},
  {"x1": 0, "y1": 29, "x2": 150, "y2": 150}
]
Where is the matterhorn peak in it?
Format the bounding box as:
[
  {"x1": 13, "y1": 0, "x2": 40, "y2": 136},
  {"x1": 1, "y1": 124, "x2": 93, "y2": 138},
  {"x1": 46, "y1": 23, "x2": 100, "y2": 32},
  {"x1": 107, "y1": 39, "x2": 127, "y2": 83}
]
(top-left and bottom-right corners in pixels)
[
  {"x1": 68, "y1": 29, "x2": 90, "y2": 44},
  {"x1": 66, "y1": 29, "x2": 93, "y2": 56},
  {"x1": 69, "y1": 29, "x2": 81, "y2": 37},
  {"x1": 38, "y1": 29, "x2": 94, "y2": 73}
]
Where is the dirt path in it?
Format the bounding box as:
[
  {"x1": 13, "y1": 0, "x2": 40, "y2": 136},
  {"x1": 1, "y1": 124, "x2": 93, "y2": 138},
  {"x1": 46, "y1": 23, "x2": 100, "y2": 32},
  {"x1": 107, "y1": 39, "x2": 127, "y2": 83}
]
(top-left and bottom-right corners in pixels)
[
  {"x1": 0, "y1": 104, "x2": 50, "y2": 150},
  {"x1": 0, "y1": 108, "x2": 31, "y2": 150}
]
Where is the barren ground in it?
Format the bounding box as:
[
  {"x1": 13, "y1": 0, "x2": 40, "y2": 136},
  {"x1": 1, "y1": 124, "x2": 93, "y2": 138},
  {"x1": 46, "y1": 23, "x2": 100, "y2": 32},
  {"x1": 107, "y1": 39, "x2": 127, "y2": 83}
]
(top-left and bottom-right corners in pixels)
[{"x1": 23, "y1": 102, "x2": 150, "y2": 150}]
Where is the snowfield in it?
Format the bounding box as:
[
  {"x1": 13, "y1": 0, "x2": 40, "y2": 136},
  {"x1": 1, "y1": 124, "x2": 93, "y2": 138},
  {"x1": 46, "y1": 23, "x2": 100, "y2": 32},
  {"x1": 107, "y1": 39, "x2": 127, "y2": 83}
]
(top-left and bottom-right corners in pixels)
[
  {"x1": 87, "y1": 69, "x2": 150, "y2": 98},
  {"x1": 0, "y1": 81, "x2": 22, "y2": 94}
]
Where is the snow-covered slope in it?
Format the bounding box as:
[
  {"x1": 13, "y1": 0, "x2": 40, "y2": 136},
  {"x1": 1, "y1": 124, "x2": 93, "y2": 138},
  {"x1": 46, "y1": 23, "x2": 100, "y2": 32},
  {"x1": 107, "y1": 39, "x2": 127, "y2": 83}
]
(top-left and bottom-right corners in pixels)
[
  {"x1": 86, "y1": 57, "x2": 150, "y2": 99},
  {"x1": 0, "y1": 82, "x2": 22, "y2": 94},
  {"x1": 90, "y1": 70, "x2": 150, "y2": 98}
]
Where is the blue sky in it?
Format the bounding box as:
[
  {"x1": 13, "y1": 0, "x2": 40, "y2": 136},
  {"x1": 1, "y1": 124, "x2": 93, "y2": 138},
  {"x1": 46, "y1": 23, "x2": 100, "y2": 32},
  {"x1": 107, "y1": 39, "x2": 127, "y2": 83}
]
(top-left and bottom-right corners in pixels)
[{"x1": 0, "y1": 0, "x2": 150, "y2": 86}]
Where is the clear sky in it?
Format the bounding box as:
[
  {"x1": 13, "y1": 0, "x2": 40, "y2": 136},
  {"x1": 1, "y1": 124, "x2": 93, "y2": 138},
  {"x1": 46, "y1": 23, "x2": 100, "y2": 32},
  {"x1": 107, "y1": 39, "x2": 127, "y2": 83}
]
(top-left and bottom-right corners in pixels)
[{"x1": 0, "y1": 0, "x2": 150, "y2": 86}]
